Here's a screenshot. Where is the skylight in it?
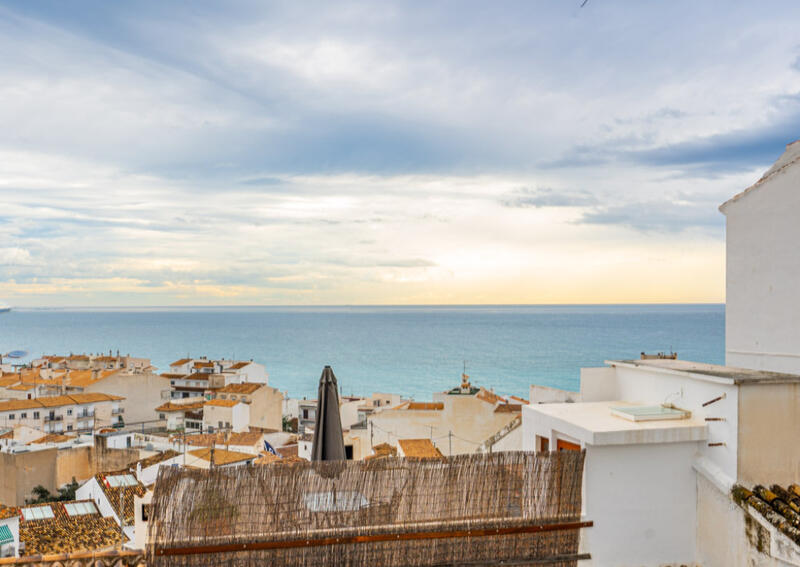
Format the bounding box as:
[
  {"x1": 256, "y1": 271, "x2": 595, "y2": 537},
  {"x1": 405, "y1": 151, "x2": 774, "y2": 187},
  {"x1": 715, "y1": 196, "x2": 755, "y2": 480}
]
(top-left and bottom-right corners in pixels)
[
  {"x1": 64, "y1": 502, "x2": 97, "y2": 516},
  {"x1": 610, "y1": 405, "x2": 690, "y2": 422},
  {"x1": 22, "y1": 506, "x2": 55, "y2": 521},
  {"x1": 106, "y1": 474, "x2": 138, "y2": 487}
]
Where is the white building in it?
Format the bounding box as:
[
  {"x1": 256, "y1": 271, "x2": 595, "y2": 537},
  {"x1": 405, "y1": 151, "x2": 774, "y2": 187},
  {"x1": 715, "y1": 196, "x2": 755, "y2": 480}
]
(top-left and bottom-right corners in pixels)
[
  {"x1": 0, "y1": 507, "x2": 18, "y2": 558},
  {"x1": 75, "y1": 471, "x2": 147, "y2": 546},
  {"x1": 720, "y1": 140, "x2": 800, "y2": 375},
  {"x1": 523, "y1": 140, "x2": 800, "y2": 567}
]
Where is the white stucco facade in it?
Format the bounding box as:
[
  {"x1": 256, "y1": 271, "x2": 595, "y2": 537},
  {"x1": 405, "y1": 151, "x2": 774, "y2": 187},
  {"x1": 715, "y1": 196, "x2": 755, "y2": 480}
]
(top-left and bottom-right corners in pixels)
[{"x1": 721, "y1": 141, "x2": 800, "y2": 374}]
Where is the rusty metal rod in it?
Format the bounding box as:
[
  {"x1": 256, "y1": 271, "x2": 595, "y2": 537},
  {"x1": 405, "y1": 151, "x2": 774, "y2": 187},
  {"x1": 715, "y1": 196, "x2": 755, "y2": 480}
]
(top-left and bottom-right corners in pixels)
[
  {"x1": 702, "y1": 394, "x2": 725, "y2": 407},
  {"x1": 154, "y1": 520, "x2": 594, "y2": 557}
]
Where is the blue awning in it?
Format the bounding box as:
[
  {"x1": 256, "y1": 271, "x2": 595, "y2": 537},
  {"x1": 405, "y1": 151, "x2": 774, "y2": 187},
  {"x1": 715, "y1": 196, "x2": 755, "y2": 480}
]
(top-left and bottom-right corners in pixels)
[{"x1": 0, "y1": 523, "x2": 13, "y2": 545}]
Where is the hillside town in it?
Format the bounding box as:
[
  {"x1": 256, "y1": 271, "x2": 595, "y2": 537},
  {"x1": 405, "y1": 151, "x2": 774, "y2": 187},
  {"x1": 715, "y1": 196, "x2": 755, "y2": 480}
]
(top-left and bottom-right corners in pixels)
[{"x1": 1, "y1": 142, "x2": 800, "y2": 565}]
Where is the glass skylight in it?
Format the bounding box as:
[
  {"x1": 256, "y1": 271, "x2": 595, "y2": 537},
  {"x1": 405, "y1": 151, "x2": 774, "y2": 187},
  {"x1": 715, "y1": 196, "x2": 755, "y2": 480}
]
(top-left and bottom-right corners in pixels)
[
  {"x1": 22, "y1": 506, "x2": 55, "y2": 521},
  {"x1": 64, "y1": 502, "x2": 97, "y2": 516},
  {"x1": 610, "y1": 405, "x2": 690, "y2": 422},
  {"x1": 106, "y1": 474, "x2": 138, "y2": 487}
]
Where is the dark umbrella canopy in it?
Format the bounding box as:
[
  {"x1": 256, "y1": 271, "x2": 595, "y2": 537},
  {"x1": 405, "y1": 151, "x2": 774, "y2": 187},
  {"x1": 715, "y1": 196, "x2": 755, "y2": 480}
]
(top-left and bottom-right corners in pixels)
[{"x1": 311, "y1": 365, "x2": 347, "y2": 461}]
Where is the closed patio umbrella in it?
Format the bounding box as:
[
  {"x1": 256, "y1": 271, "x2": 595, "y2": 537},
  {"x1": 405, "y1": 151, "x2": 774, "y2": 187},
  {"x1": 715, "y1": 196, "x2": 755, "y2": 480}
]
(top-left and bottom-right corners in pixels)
[{"x1": 311, "y1": 365, "x2": 346, "y2": 461}]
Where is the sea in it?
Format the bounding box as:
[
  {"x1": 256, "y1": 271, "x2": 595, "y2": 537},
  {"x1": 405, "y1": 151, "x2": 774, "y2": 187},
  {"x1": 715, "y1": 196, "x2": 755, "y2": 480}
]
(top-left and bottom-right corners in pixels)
[{"x1": 0, "y1": 304, "x2": 724, "y2": 401}]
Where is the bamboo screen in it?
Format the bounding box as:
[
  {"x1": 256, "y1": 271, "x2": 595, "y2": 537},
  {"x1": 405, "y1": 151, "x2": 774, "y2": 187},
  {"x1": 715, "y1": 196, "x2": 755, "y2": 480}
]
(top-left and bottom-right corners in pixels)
[{"x1": 147, "y1": 451, "x2": 588, "y2": 566}]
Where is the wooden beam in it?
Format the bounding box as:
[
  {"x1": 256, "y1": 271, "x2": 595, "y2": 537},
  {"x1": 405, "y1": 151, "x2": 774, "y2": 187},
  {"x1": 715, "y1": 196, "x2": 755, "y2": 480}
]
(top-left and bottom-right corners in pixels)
[{"x1": 154, "y1": 520, "x2": 594, "y2": 557}]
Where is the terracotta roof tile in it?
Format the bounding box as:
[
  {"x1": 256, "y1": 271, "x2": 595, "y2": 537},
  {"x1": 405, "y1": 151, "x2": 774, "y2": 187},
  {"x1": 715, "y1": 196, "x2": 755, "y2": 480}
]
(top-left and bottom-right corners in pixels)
[
  {"x1": 393, "y1": 401, "x2": 443, "y2": 411},
  {"x1": 204, "y1": 399, "x2": 239, "y2": 408},
  {"x1": 155, "y1": 400, "x2": 205, "y2": 412},
  {"x1": 170, "y1": 358, "x2": 192, "y2": 366},
  {"x1": 96, "y1": 472, "x2": 147, "y2": 524},
  {"x1": 494, "y1": 403, "x2": 522, "y2": 413},
  {"x1": 476, "y1": 387, "x2": 503, "y2": 405},
  {"x1": 0, "y1": 393, "x2": 123, "y2": 413},
  {"x1": 19, "y1": 499, "x2": 127, "y2": 555},
  {"x1": 398, "y1": 438, "x2": 444, "y2": 459},
  {"x1": 733, "y1": 483, "x2": 800, "y2": 545},
  {"x1": 276, "y1": 444, "x2": 298, "y2": 458},
  {"x1": 187, "y1": 447, "x2": 254, "y2": 466},
  {"x1": 216, "y1": 382, "x2": 263, "y2": 395},
  {"x1": 0, "y1": 505, "x2": 18, "y2": 520},
  {"x1": 129, "y1": 450, "x2": 181, "y2": 470},
  {"x1": 31, "y1": 433, "x2": 76, "y2": 444}
]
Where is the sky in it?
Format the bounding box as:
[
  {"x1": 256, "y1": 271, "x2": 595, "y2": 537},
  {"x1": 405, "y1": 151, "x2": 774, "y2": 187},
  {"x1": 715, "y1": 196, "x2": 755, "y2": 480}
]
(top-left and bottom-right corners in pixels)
[{"x1": 1, "y1": 1, "x2": 800, "y2": 307}]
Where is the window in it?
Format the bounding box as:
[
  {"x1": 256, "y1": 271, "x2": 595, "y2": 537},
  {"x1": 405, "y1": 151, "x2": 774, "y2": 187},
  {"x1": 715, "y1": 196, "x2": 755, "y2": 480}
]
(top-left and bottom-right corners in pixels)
[
  {"x1": 141, "y1": 503, "x2": 150, "y2": 522},
  {"x1": 106, "y1": 474, "x2": 138, "y2": 487},
  {"x1": 225, "y1": 422, "x2": 230, "y2": 429},
  {"x1": 159, "y1": 413, "x2": 166, "y2": 420},
  {"x1": 345, "y1": 445, "x2": 354, "y2": 460},
  {"x1": 21, "y1": 506, "x2": 55, "y2": 521},
  {"x1": 67, "y1": 425, "x2": 73, "y2": 432},
  {"x1": 302, "y1": 409, "x2": 309, "y2": 419},
  {"x1": 33, "y1": 411, "x2": 39, "y2": 419},
  {"x1": 536, "y1": 435, "x2": 549, "y2": 452},
  {"x1": 64, "y1": 502, "x2": 97, "y2": 517},
  {"x1": 218, "y1": 421, "x2": 223, "y2": 429},
  {"x1": 8, "y1": 414, "x2": 13, "y2": 421},
  {"x1": 221, "y1": 395, "x2": 227, "y2": 400},
  {"x1": 67, "y1": 409, "x2": 72, "y2": 416},
  {"x1": 20, "y1": 413, "x2": 27, "y2": 419}
]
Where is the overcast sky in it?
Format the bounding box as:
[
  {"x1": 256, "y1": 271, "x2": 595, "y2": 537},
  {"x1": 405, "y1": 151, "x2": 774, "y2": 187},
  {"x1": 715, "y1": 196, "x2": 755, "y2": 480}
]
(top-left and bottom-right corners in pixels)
[{"x1": 2, "y1": 1, "x2": 799, "y2": 306}]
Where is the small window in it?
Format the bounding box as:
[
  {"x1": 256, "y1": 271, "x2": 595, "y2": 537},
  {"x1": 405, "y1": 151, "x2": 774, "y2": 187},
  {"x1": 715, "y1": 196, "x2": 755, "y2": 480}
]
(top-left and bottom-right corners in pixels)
[
  {"x1": 33, "y1": 411, "x2": 40, "y2": 419},
  {"x1": 20, "y1": 413, "x2": 27, "y2": 419},
  {"x1": 218, "y1": 421, "x2": 223, "y2": 428},
  {"x1": 221, "y1": 395, "x2": 227, "y2": 400},
  {"x1": 8, "y1": 414, "x2": 13, "y2": 421},
  {"x1": 67, "y1": 425, "x2": 73, "y2": 431},
  {"x1": 159, "y1": 413, "x2": 166, "y2": 420},
  {"x1": 22, "y1": 506, "x2": 55, "y2": 521},
  {"x1": 106, "y1": 474, "x2": 138, "y2": 487},
  {"x1": 64, "y1": 502, "x2": 97, "y2": 516},
  {"x1": 67, "y1": 409, "x2": 72, "y2": 416}
]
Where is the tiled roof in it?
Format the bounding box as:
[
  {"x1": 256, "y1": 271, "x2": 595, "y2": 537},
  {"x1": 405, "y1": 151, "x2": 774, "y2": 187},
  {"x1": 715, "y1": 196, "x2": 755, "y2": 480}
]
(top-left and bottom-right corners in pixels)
[
  {"x1": 160, "y1": 373, "x2": 189, "y2": 379},
  {"x1": 64, "y1": 369, "x2": 121, "y2": 388},
  {"x1": 187, "y1": 447, "x2": 254, "y2": 466},
  {"x1": 155, "y1": 401, "x2": 205, "y2": 412},
  {"x1": 476, "y1": 387, "x2": 503, "y2": 405},
  {"x1": 509, "y1": 395, "x2": 530, "y2": 404},
  {"x1": 227, "y1": 431, "x2": 264, "y2": 446},
  {"x1": 253, "y1": 452, "x2": 281, "y2": 465},
  {"x1": 0, "y1": 504, "x2": 18, "y2": 520},
  {"x1": 170, "y1": 358, "x2": 192, "y2": 366},
  {"x1": 129, "y1": 450, "x2": 181, "y2": 470},
  {"x1": 216, "y1": 382, "x2": 263, "y2": 395},
  {"x1": 31, "y1": 433, "x2": 76, "y2": 444},
  {"x1": 0, "y1": 393, "x2": 122, "y2": 413},
  {"x1": 397, "y1": 438, "x2": 444, "y2": 459},
  {"x1": 193, "y1": 361, "x2": 214, "y2": 368},
  {"x1": 205, "y1": 399, "x2": 239, "y2": 408},
  {"x1": 96, "y1": 472, "x2": 147, "y2": 524},
  {"x1": 19, "y1": 500, "x2": 127, "y2": 555},
  {"x1": 176, "y1": 432, "x2": 226, "y2": 446},
  {"x1": 8, "y1": 383, "x2": 35, "y2": 391},
  {"x1": 276, "y1": 444, "x2": 298, "y2": 458},
  {"x1": 733, "y1": 483, "x2": 800, "y2": 545},
  {"x1": 364, "y1": 443, "x2": 397, "y2": 461},
  {"x1": 393, "y1": 401, "x2": 443, "y2": 411},
  {"x1": 229, "y1": 361, "x2": 251, "y2": 370},
  {"x1": 494, "y1": 403, "x2": 522, "y2": 413}
]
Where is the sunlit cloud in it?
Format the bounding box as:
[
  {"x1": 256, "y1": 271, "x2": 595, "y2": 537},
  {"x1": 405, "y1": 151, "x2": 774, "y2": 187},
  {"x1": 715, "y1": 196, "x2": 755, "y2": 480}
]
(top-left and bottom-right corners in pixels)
[{"x1": 1, "y1": 1, "x2": 799, "y2": 305}]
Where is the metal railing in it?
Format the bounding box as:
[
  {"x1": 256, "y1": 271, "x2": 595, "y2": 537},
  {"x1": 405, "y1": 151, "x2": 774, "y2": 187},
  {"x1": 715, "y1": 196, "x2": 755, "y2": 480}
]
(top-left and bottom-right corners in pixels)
[{"x1": 44, "y1": 415, "x2": 63, "y2": 422}]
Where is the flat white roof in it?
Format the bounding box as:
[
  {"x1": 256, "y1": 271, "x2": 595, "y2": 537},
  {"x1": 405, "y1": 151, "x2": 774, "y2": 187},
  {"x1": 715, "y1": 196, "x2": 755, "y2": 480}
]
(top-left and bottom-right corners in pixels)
[
  {"x1": 608, "y1": 358, "x2": 800, "y2": 385},
  {"x1": 526, "y1": 401, "x2": 708, "y2": 446}
]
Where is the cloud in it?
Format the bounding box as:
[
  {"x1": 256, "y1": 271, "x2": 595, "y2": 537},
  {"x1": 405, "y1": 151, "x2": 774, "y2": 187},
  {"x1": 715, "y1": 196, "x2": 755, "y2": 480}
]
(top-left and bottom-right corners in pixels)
[
  {"x1": 500, "y1": 187, "x2": 597, "y2": 209},
  {"x1": 578, "y1": 199, "x2": 724, "y2": 233},
  {"x1": 0, "y1": 247, "x2": 32, "y2": 266}
]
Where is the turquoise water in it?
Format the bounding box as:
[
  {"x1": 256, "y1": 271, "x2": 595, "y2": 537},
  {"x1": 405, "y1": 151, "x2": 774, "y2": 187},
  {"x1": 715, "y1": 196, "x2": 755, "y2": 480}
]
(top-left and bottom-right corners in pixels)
[{"x1": 0, "y1": 305, "x2": 724, "y2": 400}]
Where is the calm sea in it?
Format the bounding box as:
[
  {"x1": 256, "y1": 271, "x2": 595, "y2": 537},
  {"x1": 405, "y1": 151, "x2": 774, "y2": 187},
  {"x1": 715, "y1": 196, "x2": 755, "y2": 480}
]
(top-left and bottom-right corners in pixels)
[{"x1": 0, "y1": 305, "x2": 724, "y2": 400}]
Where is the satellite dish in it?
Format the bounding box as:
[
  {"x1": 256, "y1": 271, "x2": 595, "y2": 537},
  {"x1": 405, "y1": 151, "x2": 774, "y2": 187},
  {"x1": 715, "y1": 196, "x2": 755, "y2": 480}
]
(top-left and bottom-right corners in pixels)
[{"x1": 6, "y1": 350, "x2": 28, "y2": 359}]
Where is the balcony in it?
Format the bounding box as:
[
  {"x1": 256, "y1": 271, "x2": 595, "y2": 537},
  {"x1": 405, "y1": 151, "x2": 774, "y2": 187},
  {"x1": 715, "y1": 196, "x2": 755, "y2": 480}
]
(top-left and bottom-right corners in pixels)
[
  {"x1": 44, "y1": 415, "x2": 63, "y2": 423},
  {"x1": 75, "y1": 410, "x2": 95, "y2": 419},
  {"x1": 112, "y1": 407, "x2": 125, "y2": 415}
]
